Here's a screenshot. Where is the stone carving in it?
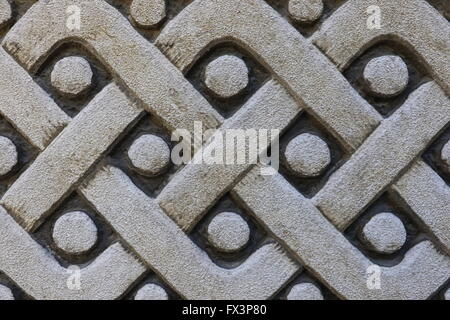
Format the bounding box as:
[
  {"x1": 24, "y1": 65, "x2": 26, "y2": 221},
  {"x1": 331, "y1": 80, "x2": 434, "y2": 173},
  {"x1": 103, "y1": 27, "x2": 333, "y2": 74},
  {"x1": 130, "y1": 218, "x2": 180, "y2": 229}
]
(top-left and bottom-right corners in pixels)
[
  {"x1": 51, "y1": 57, "x2": 93, "y2": 97},
  {"x1": 0, "y1": 0, "x2": 448, "y2": 300}
]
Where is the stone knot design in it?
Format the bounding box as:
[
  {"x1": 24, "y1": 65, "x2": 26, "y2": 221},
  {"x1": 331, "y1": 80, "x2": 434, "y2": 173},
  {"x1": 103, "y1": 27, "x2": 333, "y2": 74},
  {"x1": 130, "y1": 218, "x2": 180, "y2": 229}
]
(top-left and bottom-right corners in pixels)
[{"x1": 0, "y1": 0, "x2": 448, "y2": 300}]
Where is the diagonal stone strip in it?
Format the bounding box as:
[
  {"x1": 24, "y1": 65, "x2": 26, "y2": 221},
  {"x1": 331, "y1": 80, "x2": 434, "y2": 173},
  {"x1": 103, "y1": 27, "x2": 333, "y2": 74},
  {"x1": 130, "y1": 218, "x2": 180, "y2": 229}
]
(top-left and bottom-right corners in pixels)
[
  {"x1": 0, "y1": 48, "x2": 70, "y2": 150},
  {"x1": 80, "y1": 166, "x2": 299, "y2": 300},
  {"x1": 0, "y1": 58, "x2": 299, "y2": 300},
  {"x1": 232, "y1": 166, "x2": 450, "y2": 300},
  {"x1": 311, "y1": 0, "x2": 450, "y2": 253},
  {"x1": 0, "y1": 80, "x2": 147, "y2": 298},
  {"x1": 313, "y1": 82, "x2": 450, "y2": 229},
  {"x1": 0, "y1": 206, "x2": 145, "y2": 300},
  {"x1": 311, "y1": 0, "x2": 450, "y2": 94},
  {"x1": 152, "y1": 0, "x2": 450, "y2": 297},
  {"x1": 229, "y1": 82, "x2": 450, "y2": 299},
  {"x1": 392, "y1": 161, "x2": 450, "y2": 251},
  {"x1": 158, "y1": 80, "x2": 301, "y2": 230},
  {"x1": 0, "y1": 25, "x2": 149, "y2": 298},
  {"x1": 0, "y1": 76, "x2": 299, "y2": 300},
  {"x1": 156, "y1": 0, "x2": 450, "y2": 256},
  {"x1": 156, "y1": 0, "x2": 382, "y2": 151},
  {"x1": 0, "y1": 0, "x2": 299, "y2": 299},
  {"x1": 1, "y1": 0, "x2": 446, "y2": 300},
  {"x1": 0, "y1": 0, "x2": 223, "y2": 232},
  {"x1": 1, "y1": 83, "x2": 142, "y2": 232},
  {"x1": 2, "y1": 0, "x2": 223, "y2": 136},
  {"x1": 155, "y1": 0, "x2": 383, "y2": 229},
  {"x1": 0, "y1": 77, "x2": 300, "y2": 298}
]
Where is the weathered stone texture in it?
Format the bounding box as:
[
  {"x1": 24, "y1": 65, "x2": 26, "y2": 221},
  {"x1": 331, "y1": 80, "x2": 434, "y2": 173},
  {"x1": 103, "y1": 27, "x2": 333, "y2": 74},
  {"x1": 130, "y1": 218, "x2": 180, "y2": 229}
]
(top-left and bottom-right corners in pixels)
[{"x1": 0, "y1": 0, "x2": 448, "y2": 300}]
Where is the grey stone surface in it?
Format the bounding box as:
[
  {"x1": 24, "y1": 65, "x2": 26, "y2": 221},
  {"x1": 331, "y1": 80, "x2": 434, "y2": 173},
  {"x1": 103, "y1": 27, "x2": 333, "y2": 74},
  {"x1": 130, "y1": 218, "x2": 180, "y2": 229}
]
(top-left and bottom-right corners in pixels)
[
  {"x1": 135, "y1": 284, "x2": 168, "y2": 300},
  {"x1": 80, "y1": 166, "x2": 298, "y2": 300},
  {"x1": 363, "y1": 56, "x2": 409, "y2": 97},
  {"x1": 0, "y1": 0, "x2": 447, "y2": 300},
  {"x1": 128, "y1": 134, "x2": 170, "y2": 176},
  {"x1": 158, "y1": 80, "x2": 300, "y2": 231},
  {"x1": 312, "y1": 0, "x2": 450, "y2": 93},
  {"x1": 288, "y1": 0, "x2": 324, "y2": 23},
  {"x1": 234, "y1": 166, "x2": 450, "y2": 300},
  {"x1": 52, "y1": 211, "x2": 98, "y2": 255},
  {"x1": 0, "y1": 0, "x2": 11, "y2": 28},
  {"x1": 204, "y1": 55, "x2": 249, "y2": 98},
  {"x1": 157, "y1": 0, "x2": 382, "y2": 151},
  {"x1": 130, "y1": 0, "x2": 166, "y2": 28},
  {"x1": 284, "y1": 133, "x2": 330, "y2": 177},
  {"x1": 0, "y1": 206, "x2": 145, "y2": 300},
  {"x1": 0, "y1": 284, "x2": 14, "y2": 300},
  {"x1": 0, "y1": 48, "x2": 70, "y2": 150},
  {"x1": 51, "y1": 57, "x2": 93, "y2": 97},
  {"x1": 1, "y1": 84, "x2": 142, "y2": 231},
  {"x1": 393, "y1": 161, "x2": 450, "y2": 255},
  {"x1": 207, "y1": 212, "x2": 250, "y2": 253},
  {"x1": 361, "y1": 213, "x2": 406, "y2": 254},
  {"x1": 313, "y1": 82, "x2": 450, "y2": 230},
  {"x1": 287, "y1": 283, "x2": 324, "y2": 300},
  {"x1": 442, "y1": 140, "x2": 450, "y2": 170},
  {"x1": 0, "y1": 136, "x2": 17, "y2": 176}
]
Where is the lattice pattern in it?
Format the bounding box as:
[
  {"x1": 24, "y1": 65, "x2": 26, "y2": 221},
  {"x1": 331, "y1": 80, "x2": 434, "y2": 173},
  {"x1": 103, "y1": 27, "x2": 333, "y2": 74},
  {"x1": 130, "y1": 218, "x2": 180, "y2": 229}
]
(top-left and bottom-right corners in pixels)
[{"x1": 0, "y1": 0, "x2": 448, "y2": 300}]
